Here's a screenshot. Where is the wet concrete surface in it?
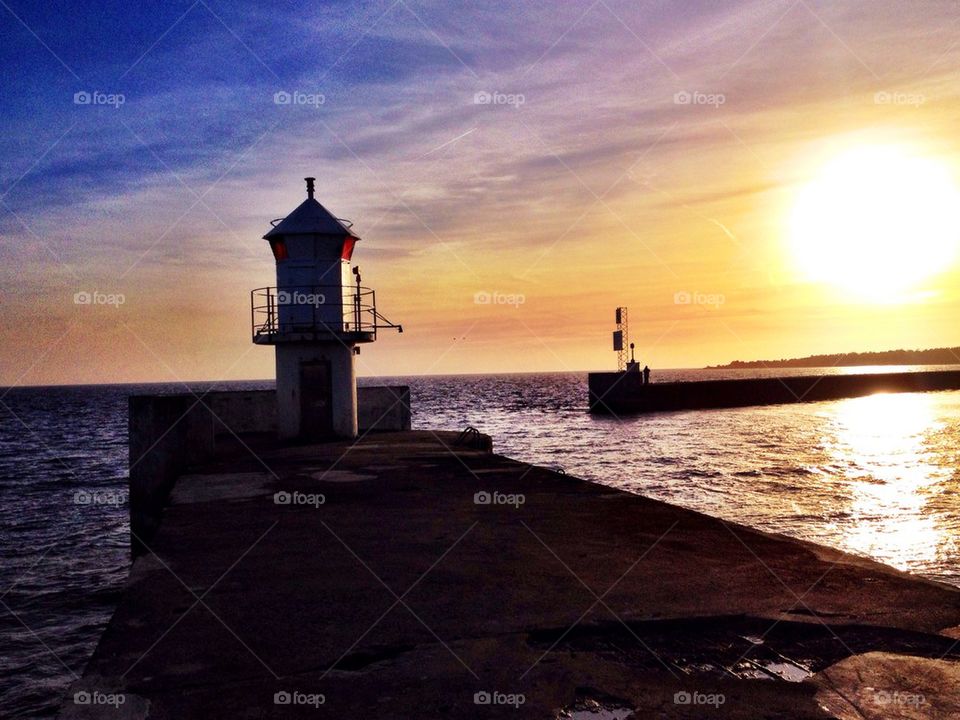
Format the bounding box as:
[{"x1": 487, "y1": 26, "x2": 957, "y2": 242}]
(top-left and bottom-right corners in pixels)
[{"x1": 61, "y1": 431, "x2": 960, "y2": 718}]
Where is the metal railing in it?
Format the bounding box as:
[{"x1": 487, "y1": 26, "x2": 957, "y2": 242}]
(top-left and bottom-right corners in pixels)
[{"x1": 251, "y1": 285, "x2": 382, "y2": 343}]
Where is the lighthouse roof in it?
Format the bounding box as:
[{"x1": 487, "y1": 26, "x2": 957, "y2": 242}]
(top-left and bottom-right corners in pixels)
[{"x1": 263, "y1": 179, "x2": 358, "y2": 239}]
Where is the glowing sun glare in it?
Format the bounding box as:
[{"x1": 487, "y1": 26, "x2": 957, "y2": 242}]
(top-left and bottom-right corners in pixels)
[{"x1": 790, "y1": 144, "x2": 960, "y2": 300}]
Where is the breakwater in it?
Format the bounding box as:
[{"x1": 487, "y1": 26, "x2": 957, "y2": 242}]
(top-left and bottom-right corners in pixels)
[{"x1": 588, "y1": 369, "x2": 960, "y2": 414}]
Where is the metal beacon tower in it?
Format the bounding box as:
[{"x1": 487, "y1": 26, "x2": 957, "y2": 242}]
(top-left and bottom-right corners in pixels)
[{"x1": 251, "y1": 178, "x2": 401, "y2": 441}]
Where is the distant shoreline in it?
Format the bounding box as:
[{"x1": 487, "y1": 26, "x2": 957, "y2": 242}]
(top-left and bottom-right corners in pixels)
[{"x1": 708, "y1": 347, "x2": 960, "y2": 369}]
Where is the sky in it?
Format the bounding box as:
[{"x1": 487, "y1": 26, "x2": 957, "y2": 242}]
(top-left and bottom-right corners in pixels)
[{"x1": 3, "y1": 0, "x2": 960, "y2": 385}]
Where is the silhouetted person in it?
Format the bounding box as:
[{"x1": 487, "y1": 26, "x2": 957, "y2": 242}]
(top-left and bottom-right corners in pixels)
[{"x1": 643, "y1": 365, "x2": 650, "y2": 385}]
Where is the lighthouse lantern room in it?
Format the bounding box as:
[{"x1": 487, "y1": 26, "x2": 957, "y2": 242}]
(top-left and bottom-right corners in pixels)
[{"x1": 252, "y1": 178, "x2": 401, "y2": 441}]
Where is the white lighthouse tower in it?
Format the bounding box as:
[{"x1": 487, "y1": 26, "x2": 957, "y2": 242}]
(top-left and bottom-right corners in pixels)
[{"x1": 252, "y1": 178, "x2": 401, "y2": 441}]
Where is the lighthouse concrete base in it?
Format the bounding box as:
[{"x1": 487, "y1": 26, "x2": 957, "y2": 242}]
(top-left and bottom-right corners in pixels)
[{"x1": 275, "y1": 342, "x2": 357, "y2": 440}]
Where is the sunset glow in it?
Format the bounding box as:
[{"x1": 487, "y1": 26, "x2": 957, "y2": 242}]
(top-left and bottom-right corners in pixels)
[{"x1": 3, "y1": 1, "x2": 960, "y2": 383}]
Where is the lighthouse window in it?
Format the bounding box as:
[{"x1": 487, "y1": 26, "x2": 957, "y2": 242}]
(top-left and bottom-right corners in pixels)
[
  {"x1": 341, "y1": 236, "x2": 356, "y2": 261},
  {"x1": 271, "y1": 240, "x2": 289, "y2": 261}
]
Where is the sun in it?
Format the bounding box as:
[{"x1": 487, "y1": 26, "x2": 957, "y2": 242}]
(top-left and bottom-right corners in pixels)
[{"x1": 789, "y1": 144, "x2": 960, "y2": 300}]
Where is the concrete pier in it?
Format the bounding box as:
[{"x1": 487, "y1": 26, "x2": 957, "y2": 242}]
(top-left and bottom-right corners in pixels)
[
  {"x1": 589, "y1": 368, "x2": 960, "y2": 414},
  {"x1": 64, "y1": 431, "x2": 960, "y2": 718}
]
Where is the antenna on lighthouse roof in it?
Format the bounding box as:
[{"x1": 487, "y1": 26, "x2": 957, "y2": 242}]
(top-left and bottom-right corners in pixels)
[{"x1": 304, "y1": 177, "x2": 316, "y2": 199}]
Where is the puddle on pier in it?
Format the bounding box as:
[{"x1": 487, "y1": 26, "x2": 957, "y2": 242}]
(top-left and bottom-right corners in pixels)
[
  {"x1": 529, "y1": 615, "x2": 960, "y2": 682},
  {"x1": 557, "y1": 690, "x2": 635, "y2": 720}
]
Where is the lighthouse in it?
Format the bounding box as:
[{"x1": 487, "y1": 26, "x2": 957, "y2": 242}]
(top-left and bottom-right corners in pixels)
[{"x1": 252, "y1": 178, "x2": 401, "y2": 441}]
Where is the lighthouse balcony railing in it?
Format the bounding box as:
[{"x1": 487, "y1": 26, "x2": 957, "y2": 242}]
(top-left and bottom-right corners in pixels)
[{"x1": 251, "y1": 285, "x2": 381, "y2": 344}]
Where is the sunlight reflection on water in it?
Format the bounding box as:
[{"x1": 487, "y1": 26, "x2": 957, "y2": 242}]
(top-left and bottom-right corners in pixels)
[{"x1": 826, "y1": 393, "x2": 954, "y2": 573}]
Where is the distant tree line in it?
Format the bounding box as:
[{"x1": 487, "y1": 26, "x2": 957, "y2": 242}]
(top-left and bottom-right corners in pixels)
[{"x1": 709, "y1": 347, "x2": 960, "y2": 369}]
